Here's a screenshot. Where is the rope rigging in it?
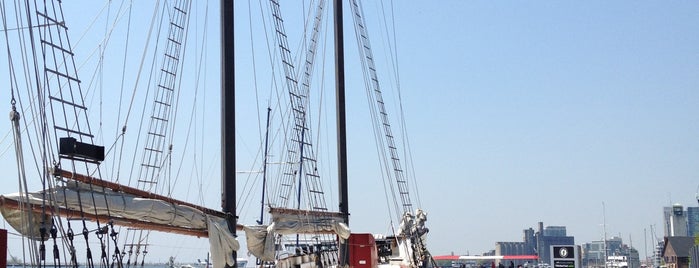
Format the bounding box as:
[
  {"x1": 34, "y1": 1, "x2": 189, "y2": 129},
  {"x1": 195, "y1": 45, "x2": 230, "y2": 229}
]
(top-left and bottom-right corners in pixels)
[
  {"x1": 348, "y1": 0, "x2": 432, "y2": 266},
  {"x1": 232, "y1": 1, "x2": 344, "y2": 265},
  {"x1": 1, "y1": 0, "x2": 225, "y2": 266},
  {"x1": 0, "y1": 0, "x2": 124, "y2": 266}
]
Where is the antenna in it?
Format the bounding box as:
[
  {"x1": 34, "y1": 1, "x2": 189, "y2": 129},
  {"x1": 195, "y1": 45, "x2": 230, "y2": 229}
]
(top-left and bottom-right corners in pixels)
[
  {"x1": 629, "y1": 234, "x2": 632, "y2": 248},
  {"x1": 603, "y1": 202, "x2": 608, "y2": 268},
  {"x1": 644, "y1": 228, "x2": 647, "y2": 266}
]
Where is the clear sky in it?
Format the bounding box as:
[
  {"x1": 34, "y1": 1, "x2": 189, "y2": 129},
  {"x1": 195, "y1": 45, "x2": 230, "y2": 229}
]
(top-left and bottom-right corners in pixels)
[{"x1": 1, "y1": 0, "x2": 698, "y2": 265}]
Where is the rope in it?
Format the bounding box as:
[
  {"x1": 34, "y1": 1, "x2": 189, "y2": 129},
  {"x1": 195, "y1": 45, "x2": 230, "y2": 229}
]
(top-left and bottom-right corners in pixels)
[
  {"x1": 4, "y1": 1, "x2": 35, "y2": 264},
  {"x1": 380, "y1": 0, "x2": 424, "y2": 210},
  {"x1": 9, "y1": 106, "x2": 41, "y2": 264}
]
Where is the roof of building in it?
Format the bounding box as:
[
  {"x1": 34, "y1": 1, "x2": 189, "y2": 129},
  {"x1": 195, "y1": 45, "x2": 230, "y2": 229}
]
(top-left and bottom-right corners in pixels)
[
  {"x1": 432, "y1": 255, "x2": 539, "y2": 261},
  {"x1": 433, "y1": 255, "x2": 460, "y2": 260},
  {"x1": 503, "y1": 255, "x2": 539, "y2": 260},
  {"x1": 662, "y1": 236, "x2": 696, "y2": 258}
]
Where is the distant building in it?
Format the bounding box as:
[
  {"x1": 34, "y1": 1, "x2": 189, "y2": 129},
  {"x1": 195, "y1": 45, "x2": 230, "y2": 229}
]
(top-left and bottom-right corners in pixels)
[
  {"x1": 653, "y1": 240, "x2": 665, "y2": 268},
  {"x1": 524, "y1": 228, "x2": 536, "y2": 253},
  {"x1": 664, "y1": 204, "x2": 688, "y2": 237},
  {"x1": 494, "y1": 223, "x2": 573, "y2": 266},
  {"x1": 581, "y1": 237, "x2": 639, "y2": 268},
  {"x1": 543, "y1": 226, "x2": 567, "y2": 237},
  {"x1": 626, "y1": 248, "x2": 640, "y2": 268},
  {"x1": 687, "y1": 207, "x2": 699, "y2": 238},
  {"x1": 583, "y1": 237, "x2": 623, "y2": 267},
  {"x1": 581, "y1": 240, "x2": 605, "y2": 268},
  {"x1": 496, "y1": 228, "x2": 537, "y2": 257},
  {"x1": 689, "y1": 245, "x2": 699, "y2": 268},
  {"x1": 664, "y1": 207, "x2": 673, "y2": 237},
  {"x1": 495, "y1": 242, "x2": 527, "y2": 256},
  {"x1": 535, "y1": 222, "x2": 574, "y2": 265}
]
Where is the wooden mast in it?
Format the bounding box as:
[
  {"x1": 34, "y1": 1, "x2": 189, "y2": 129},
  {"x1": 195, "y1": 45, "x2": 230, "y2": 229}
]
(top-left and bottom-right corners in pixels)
[
  {"x1": 335, "y1": 0, "x2": 350, "y2": 266},
  {"x1": 221, "y1": 0, "x2": 237, "y2": 267}
]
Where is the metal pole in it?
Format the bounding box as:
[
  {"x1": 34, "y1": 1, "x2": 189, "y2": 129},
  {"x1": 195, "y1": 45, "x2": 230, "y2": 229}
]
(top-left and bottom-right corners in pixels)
[
  {"x1": 603, "y1": 202, "x2": 607, "y2": 268},
  {"x1": 258, "y1": 108, "x2": 272, "y2": 225}
]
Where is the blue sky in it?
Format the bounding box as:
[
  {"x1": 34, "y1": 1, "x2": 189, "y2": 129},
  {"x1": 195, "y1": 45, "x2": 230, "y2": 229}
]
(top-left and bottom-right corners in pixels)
[
  {"x1": 383, "y1": 0, "x2": 699, "y2": 258},
  {"x1": 1, "y1": 0, "x2": 698, "y2": 264},
  {"x1": 386, "y1": 0, "x2": 698, "y2": 256}
]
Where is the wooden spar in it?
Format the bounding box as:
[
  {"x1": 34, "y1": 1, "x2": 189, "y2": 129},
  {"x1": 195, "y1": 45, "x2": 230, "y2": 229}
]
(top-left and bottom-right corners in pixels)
[
  {"x1": 51, "y1": 168, "x2": 226, "y2": 219},
  {"x1": 0, "y1": 196, "x2": 248, "y2": 237}
]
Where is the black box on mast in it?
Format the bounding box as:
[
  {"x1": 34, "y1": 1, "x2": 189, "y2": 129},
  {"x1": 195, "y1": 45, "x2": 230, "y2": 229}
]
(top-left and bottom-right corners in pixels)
[{"x1": 59, "y1": 137, "x2": 105, "y2": 162}]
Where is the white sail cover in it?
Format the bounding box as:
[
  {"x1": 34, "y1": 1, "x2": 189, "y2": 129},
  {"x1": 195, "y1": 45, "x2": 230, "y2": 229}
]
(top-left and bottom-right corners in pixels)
[
  {"x1": 0, "y1": 182, "x2": 239, "y2": 268},
  {"x1": 0, "y1": 203, "x2": 52, "y2": 241},
  {"x1": 243, "y1": 225, "x2": 277, "y2": 261},
  {"x1": 243, "y1": 208, "x2": 350, "y2": 261},
  {"x1": 1, "y1": 183, "x2": 207, "y2": 228},
  {"x1": 208, "y1": 216, "x2": 241, "y2": 268}
]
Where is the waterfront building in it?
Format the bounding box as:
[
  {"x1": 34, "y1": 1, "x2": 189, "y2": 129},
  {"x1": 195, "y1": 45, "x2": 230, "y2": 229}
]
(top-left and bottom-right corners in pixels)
[
  {"x1": 494, "y1": 223, "x2": 573, "y2": 266},
  {"x1": 661, "y1": 236, "x2": 694, "y2": 268},
  {"x1": 496, "y1": 228, "x2": 537, "y2": 257}
]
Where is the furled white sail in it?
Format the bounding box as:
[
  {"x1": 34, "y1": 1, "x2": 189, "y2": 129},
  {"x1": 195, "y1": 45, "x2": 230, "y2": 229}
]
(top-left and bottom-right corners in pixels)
[
  {"x1": 1, "y1": 182, "x2": 206, "y2": 229},
  {"x1": 0, "y1": 181, "x2": 240, "y2": 268},
  {"x1": 208, "y1": 216, "x2": 241, "y2": 267},
  {"x1": 243, "y1": 208, "x2": 350, "y2": 261},
  {"x1": 0, "y1": 203, "x2": 52, "y2": 241}
]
